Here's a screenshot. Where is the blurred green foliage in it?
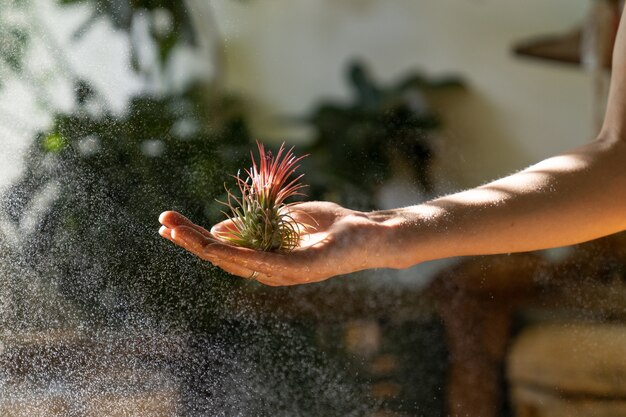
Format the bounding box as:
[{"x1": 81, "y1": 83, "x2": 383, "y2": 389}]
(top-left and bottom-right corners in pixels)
[
  {"x1": 0, "y1": 0, "x2": 254, "y2": 327},
  {"x1": 303, "y1": 60, "x2": 463, "y2": 209},
  {"x1": 3, "y1": 82, "x2": 251, "y2": 327}
]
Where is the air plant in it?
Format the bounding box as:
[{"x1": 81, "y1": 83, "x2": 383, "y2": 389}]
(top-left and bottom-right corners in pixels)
[{"x1": 218, "y1": 142, "x2": 309, "y2": 252}]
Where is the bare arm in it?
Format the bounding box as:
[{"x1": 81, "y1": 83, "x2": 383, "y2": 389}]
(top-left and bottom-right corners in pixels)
[
  {"x1": 378, "y1": 5, "x2": 626, "y2": 268},
  {"x1": 376, "y1": 134, "x2": 626, "y2": 269},
  {"x1": 160, "y1": 127, "x2": 626, "y2": 285},
  {"x1": 160, "y1": 6, "x2": 626, "y2": 286}
]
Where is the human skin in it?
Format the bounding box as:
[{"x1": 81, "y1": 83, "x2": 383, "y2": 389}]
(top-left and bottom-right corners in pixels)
[{"x1": 160, "y1": 7, "x2": 626, "y2": 287}]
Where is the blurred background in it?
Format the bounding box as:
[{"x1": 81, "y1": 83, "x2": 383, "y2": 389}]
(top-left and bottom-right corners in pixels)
[{"x1": 2, "y1": 1, "x2": 626, "y2": 416}]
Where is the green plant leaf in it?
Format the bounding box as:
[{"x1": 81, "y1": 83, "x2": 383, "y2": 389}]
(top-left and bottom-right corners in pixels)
[{"x1": 42, "y1": 132, "x2": 67, "y2": 153}]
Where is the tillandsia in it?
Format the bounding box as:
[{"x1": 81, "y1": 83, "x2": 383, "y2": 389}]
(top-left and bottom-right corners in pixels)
[{"x1": 218, "y1": 141, "x2": 309, "y2": 252}]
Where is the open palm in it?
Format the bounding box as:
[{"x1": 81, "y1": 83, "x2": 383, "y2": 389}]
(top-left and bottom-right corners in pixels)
[{"x1": 159, "y1": 202, "x2": 383, "y2": 286}]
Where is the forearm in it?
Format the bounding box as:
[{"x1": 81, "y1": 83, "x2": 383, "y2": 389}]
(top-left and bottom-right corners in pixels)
[{"x1": 372, "y1": 133, "x2": 626, "y2": 269}]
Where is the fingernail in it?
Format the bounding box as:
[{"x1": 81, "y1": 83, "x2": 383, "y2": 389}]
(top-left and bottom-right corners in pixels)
[{"x1": 158, "y1": 212, "x2": 168, "y2": 224}]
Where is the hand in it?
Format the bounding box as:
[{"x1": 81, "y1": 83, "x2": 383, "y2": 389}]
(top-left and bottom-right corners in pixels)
[{"x1": 158, "y1": 202, "x2": 386, "y2": 286}]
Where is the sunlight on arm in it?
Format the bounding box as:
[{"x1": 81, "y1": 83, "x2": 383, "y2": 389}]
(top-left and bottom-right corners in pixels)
[{"x1": 441, "y1": 153, "x2": 591, "y2": 207}]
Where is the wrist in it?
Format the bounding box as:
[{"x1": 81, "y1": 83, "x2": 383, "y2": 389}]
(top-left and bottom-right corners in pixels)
[{"x1": 365, "y1": 204, "x2": 444, "y2": 269}]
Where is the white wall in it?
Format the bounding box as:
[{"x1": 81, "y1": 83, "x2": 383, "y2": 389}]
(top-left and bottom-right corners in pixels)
[{"x1": 212, "y1": 0, "x2": 594, "y2": 187}]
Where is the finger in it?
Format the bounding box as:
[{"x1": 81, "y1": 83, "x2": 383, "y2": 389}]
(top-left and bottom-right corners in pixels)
[
  {"x1": 284, "y1": 201, "x2": 342, "y2": 227},
  {"x1": 161, "y1": 225, "x2": 203, "y2": 250},
  {"x1": 170, "y1": 226, "x2": 273, "y2": 274},
  {"x1": 212, "y1": 254, "x2": 316, "y2": 286},
  {"x1": 172, "y1": 226, "x2": 322, "y2": 284},
  {"x1": 210, "y1": 218, "x2": 239, "y2": 235},
  {"x1": 165, "y1": 221, "x2": 302, "y2": 287},
  {"x1": 159, "y1": 225, "x2": 174, "y2": 242},
  {"x1": 159, "y1": 211, "x2": 191, "y2": 228},
  {"x1": 169, "y1": 226, "x2": 255, "y2": 271},
  {"x1": 212, "y1": 259, "x2": 290, "y2": 286},
  {"x1": 168, "y1": 226, "x2": 313, "y2": 287},
  {"x1": 170, "y1": 226, "x2": 220, "y2": 261},
  {"x1": 162, "y1": 224, "x2": 281, "y2": 283},
  {"x1": 255, "y1": 276, "x2": 292, "y2": 287},
  {"x1": 211, "y1": 259, "x2": 255, "y2": 280},
  {"x1": 159, "y1": 211, "x2": 212, "y2": 237},
  {"x1": 159, "y1": 211, "x2": 210, "y2": 235}
]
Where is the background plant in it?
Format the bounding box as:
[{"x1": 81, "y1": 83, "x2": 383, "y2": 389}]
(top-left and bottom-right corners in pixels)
[{"x1": 301, "y1": 59, "x2": 463, "y2": 209}]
